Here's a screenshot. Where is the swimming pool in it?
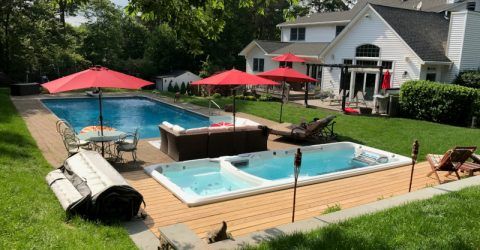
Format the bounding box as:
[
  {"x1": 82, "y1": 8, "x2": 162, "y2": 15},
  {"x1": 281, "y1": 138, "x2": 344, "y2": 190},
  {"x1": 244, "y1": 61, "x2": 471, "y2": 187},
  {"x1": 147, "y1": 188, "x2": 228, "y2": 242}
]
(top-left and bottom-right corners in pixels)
[
  {"x1": 42, "y1": 96, "x2": 210, "y2": 139},
  {"x1": 145, "y1": 142, "x2": 411, "y2": 206}
]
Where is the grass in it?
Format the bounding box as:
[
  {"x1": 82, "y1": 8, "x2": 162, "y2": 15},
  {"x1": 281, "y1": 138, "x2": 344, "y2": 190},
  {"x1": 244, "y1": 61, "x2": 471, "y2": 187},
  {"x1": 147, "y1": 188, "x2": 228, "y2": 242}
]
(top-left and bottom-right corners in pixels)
[
  {"x1": 322, "y1": 204, "x2": 342, "y2": 214},
  {"x1": 244, "y1": 186, "x2": 480, "y2": 249},
  {"x1": 0, "y1": 89, "x2": 136, "y2": 249},
  {"x1": 159, "y1": 92, "x2": 480, "y2": 161}
]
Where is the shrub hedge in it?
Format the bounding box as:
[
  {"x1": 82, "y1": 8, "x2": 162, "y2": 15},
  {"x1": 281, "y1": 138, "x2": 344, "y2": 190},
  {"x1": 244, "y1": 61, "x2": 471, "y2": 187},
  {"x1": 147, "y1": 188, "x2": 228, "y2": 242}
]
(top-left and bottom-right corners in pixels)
[
  {"x1": 399, "y1": 80, "x2": 480, "y2": 126},
  {"x1": 453, "y1": 70, "x2": 480, "y2": 89}
]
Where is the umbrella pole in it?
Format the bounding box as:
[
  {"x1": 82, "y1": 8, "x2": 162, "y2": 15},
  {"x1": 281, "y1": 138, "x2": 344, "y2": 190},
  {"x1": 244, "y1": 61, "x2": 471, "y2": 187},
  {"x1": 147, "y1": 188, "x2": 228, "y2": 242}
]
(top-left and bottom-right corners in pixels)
[
  {"x1": 233, "y1": 89, "x2": 236, "y2": 133},
  {"x1": 279, "y1": 81, "x2": 285, "y2": 123},
  {"x1": 98, "y1": 88, "x2": 105, "y2": 157}
]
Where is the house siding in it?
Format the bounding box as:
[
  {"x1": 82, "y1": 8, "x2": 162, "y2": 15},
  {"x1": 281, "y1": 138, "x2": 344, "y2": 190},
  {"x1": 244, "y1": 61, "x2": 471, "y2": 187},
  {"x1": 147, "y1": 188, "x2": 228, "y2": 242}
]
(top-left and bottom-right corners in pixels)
[
  {"x1": 460, "y1": 11, "x2": 480, "y2": 71},
  {"x1": 244, "y1": 46, "x2": 277, "y2": 74},
  {"x1": 320, "y1": 8, "x2": 422, "y2": 93},
  {"x1": 281, "y1": 25, "x2": 337, "y2": 43},
  {"x1": 446, "y1": 12, "x2": 467, "y2": 83}
]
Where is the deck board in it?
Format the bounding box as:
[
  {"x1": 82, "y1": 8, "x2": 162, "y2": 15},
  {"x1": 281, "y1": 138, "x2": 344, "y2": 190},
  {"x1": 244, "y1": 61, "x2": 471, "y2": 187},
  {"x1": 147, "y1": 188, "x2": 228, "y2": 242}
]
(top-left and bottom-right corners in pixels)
[{"x1": 12, "y1": 93, "x2": 465, "y2": 241}]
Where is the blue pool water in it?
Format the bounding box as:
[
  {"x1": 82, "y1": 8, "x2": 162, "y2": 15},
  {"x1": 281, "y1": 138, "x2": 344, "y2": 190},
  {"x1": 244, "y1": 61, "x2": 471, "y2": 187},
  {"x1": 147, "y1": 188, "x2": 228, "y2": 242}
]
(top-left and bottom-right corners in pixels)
[
  {"x1": 235, "y1": 148, "x2": 368, "y2": 181},
  {"x1": 162, "y1": 164, "x2": 254, "y2": 196},
  {"x1": 42, "y1": 97, "x2": 210, "y2": 139}
]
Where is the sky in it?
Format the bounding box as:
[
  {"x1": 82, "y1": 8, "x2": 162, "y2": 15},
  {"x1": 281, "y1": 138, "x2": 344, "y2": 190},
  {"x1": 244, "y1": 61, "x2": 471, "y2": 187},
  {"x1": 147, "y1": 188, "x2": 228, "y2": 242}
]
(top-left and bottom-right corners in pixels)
[{"x1": 66, "y1": 0, "x2": 129, "y2": 26}]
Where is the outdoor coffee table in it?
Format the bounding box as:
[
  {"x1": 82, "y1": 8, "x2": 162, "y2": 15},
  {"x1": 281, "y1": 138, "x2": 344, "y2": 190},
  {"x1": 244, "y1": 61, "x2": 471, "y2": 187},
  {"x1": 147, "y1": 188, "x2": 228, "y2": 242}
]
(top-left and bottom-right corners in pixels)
[{"x1": 78, "y1": 131, "x2": 127, "y2": 158}]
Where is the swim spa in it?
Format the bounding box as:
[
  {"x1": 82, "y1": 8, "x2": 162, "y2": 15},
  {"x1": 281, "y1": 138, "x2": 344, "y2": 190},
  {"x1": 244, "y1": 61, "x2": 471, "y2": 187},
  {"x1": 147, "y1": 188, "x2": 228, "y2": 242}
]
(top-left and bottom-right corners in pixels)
[{"x1": 144, "y1": 142, "x2": 411, "y2": 206}]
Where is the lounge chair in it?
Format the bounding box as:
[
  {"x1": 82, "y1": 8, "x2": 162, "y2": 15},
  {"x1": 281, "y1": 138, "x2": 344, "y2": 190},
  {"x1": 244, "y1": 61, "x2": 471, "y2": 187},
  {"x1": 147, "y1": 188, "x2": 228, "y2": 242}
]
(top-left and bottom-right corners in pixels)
[
  {"x1": 270, "y1": 115, "x2": 336, "y2": 142},
  {"x1": 456, "y1": 153, "x2": 480, "y2": 176},
  {"x1": 426, "y1": 146, "x2": 477, "y2": 183}
]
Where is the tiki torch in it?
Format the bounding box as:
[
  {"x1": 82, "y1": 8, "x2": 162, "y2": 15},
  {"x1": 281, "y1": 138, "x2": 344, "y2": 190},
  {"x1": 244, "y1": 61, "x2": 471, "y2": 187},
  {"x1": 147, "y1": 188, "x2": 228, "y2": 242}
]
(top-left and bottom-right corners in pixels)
[
  {"x1": 292, "y1": 148, "x2": 302, "y2": 222},
  {"x1": 409, "y1": 140, "x2": 419, "y2": 192}
]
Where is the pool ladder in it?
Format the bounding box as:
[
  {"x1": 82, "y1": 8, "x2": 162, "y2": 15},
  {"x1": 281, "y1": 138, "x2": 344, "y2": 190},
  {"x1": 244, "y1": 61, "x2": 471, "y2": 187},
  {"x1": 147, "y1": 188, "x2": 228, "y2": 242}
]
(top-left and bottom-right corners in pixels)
[{"x1": 208, "y1": 100, "x2": 222, "y2": 116}]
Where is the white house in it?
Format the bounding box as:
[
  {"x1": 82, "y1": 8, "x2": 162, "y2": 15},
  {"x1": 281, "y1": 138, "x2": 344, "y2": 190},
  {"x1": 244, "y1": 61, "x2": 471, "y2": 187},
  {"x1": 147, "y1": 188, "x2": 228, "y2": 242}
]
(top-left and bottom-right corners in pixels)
[
  {"x1": 239, "y1": 0, "x2": 480, "y2": 101},
  {"x1": 154, "y1": 70, "x2": 201, "y2": 91}
]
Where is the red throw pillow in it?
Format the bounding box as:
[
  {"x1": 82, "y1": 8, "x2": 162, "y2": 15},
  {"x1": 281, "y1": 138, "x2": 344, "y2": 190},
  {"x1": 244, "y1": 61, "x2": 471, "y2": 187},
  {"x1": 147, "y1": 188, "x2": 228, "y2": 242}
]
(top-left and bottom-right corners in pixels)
[{"x1": 344, "y1": 107, "x2": 359, "y2": 114}]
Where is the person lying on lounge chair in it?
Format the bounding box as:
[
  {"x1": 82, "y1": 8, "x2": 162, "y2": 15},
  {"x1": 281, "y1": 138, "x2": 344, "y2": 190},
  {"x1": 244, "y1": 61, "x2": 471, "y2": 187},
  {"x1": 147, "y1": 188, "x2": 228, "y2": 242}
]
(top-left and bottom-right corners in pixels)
[
  {"x1": 270, "y1": 115, "x2": 336, "y2": 142},
  {"x1": 426, "y1": 146, "x2": 476, "y2": 183}
]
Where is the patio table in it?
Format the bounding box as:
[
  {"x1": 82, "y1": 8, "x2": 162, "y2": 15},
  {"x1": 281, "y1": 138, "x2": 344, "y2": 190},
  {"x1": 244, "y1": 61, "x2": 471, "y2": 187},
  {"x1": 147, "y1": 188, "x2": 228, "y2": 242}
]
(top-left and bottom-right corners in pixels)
[
  {"x1": 78, "y1": 130, "x2": 127, "y2": 142},
  {"x1": 78, "y1": 131, "x2": 127, "y2": 159}
]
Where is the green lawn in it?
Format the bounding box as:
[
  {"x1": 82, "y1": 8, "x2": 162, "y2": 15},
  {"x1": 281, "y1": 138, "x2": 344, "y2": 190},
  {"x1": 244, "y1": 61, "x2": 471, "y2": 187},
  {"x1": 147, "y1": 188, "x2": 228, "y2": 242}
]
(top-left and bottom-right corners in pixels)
[
  {"x1": 0, "y1": 89, "x2": 136, "y2": 249},
  {"x1": 244, "y1": 186, "x2": 480, "y2": 249},
  {"x1": 162, "y1": 93, "x2": 480, "y2": 161}
]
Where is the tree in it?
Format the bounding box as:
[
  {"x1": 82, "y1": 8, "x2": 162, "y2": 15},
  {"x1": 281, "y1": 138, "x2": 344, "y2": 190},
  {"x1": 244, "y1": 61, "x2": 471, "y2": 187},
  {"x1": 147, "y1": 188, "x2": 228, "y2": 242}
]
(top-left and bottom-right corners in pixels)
[
  {"x1": 308, "y1": 0, "x2": 354, "y2": 13},
  {"x1": 173, "y1": 83, "x2": 180, "y2": 93},
  {"x1": 180, "y1": 82, "x2": 186, "y2": 94},
  {"x1": 80, "y1": 0, "x2": 124, "y2": 68},
  {"x1": 51, "y1": 0, "x2": 90, "y2": 28},
  {"x1": 167, "y1": 81, "x2": 173, "y2": 92}
]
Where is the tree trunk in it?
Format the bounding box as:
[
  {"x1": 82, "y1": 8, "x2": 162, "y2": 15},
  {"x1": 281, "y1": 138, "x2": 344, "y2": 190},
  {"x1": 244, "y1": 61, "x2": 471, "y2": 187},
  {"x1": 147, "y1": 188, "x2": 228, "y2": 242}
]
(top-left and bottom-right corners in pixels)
[{"x1": 59, "y1": 0, "x2": 66, "y2": 29}]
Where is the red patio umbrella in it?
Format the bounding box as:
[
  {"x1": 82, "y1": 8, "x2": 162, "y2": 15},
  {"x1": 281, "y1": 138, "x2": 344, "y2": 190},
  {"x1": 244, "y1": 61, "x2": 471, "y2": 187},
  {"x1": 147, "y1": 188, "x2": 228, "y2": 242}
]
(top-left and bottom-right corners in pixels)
[
  {"x1": 381, "y1": 70, "x2": 391, "y2": 90},
  {"x1": 191, "y1": 69, "x2": 279, "y2": 131},
  {"x1": 272, "y1": 53, "x2": 306, "y2": 63},
  {"x1": 258, "y1": 67, "x2": 317, "y2": 122},
  {"x1": 42, "y1": 66, "x2": 153, "y2": 156}
]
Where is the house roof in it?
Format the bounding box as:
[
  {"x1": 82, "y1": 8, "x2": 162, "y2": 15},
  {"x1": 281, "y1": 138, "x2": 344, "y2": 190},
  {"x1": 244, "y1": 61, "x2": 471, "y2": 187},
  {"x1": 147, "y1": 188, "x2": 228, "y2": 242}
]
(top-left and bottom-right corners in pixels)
[
  {"x1": 239, "y1": 39, "x2": 329, "y2": 58},
  {"x1": 270, "y1": 42, "x2": 330, "y2": 57},
  {"x1": 371, "y1": 4, "x2": 451, "y2": 62},
  {"x1": 155, "y1": 70, "x2": 191, "y2": 78},
  {"x1": 278, "y1": 0, "x2": 463, "y2": 27},
  {"x1": 255, "y1": 40, "x2": 292, "y2": 53}
]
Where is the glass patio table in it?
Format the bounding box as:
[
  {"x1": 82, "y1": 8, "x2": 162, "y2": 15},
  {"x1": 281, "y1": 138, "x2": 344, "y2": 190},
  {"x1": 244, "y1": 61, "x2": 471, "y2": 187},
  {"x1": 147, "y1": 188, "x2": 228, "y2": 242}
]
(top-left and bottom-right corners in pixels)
[{"x1": 77, "y1": 130, "x2": 127, "y2": 158}]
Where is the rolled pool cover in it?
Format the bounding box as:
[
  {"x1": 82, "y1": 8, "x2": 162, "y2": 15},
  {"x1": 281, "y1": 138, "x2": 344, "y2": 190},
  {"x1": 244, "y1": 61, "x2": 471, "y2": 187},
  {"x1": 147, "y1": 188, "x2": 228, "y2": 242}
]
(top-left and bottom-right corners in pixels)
[{"x1": 46, "y1": 150, "x2": 144, "y2": 221}]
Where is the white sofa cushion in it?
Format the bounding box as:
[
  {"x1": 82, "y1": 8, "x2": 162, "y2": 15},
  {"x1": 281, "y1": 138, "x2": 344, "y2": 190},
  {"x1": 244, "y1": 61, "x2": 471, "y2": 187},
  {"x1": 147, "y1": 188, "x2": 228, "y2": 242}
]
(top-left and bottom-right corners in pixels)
[
  {"x1": 172, "y1": 125, "x2": 186, "y2": 134},
  {"x1": 185, "y1": 127, "x2": 209, "y2": 135},
  {"x1": 162, "y1": 121, "x2": 174, "y2": 129},
  {"x1": 208, "y1": 126, "x2": 231, "y2": 133}
]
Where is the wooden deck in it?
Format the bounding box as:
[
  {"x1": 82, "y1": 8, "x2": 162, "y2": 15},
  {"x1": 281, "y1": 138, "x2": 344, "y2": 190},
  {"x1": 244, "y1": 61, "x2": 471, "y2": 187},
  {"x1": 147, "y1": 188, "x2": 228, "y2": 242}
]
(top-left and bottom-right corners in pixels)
[{"x1": 12, "y1": 93, "x2": 461, "y2": 241}]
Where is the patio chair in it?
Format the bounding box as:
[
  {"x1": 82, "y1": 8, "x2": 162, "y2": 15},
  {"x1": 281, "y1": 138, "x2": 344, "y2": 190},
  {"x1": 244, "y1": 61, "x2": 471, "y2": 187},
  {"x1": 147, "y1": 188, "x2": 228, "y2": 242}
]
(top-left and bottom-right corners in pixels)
[
  {"x1": 426, "y1": 146, "x2": 477, "y2": 183},
  {"x1": 270, "y1": 115, "x2": 336, "y2": 142},
  {"x1": 116, "y1": 128, "x2": 139, "y2": 163},
  {"x1": 61, "y1": 130, "x2": 88, "y2": 156},
  {"x1": 56, "y1": 119, "x2": 90, "y2": 154}
]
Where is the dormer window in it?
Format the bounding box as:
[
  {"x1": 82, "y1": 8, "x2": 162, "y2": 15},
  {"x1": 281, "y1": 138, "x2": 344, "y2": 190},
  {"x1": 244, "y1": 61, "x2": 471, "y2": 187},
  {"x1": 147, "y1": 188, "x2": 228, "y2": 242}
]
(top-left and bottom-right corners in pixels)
[{"x1": 290, "y1": 27, "x2": 305, "y2": 41}]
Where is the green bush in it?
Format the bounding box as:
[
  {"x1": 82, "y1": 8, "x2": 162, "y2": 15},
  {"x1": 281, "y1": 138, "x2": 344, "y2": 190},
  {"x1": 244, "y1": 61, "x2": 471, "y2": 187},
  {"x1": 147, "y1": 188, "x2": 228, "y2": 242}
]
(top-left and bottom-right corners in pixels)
[
  {"x1": 399, "y1": 80, "x2": 480, "y2": 126},
  {"x1": 235, "y1": 94, "x2": 245, "y2": 100},
  {"x1": 173, "y1": 83, "x2": 180, "y2": 93},
  {"x1": 180, "y1": 82, "x2": 186, "y2": 94},
  {"x1": 212, "y1": 93, "x2": 222, "y2": 99},
  {"x1": 167, "y1": 81, "x2": 173, "y2": 92},
  {"x1": 258, "y1": 94, "x2": 273, "y2": 102},
  {"x1": 453, "y1": 70, "x2": 480, "y2": 89},
  {"x1": 245, "y1": 96, "x2": 257, "y2": 101}
]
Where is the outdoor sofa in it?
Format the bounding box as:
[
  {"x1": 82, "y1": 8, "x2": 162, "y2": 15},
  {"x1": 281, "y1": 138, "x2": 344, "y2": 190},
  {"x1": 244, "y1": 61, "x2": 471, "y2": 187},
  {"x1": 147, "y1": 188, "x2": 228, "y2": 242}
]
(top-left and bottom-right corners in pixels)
[{"x1": 159, "y1": 118, "x2": 268, "y2": 161}]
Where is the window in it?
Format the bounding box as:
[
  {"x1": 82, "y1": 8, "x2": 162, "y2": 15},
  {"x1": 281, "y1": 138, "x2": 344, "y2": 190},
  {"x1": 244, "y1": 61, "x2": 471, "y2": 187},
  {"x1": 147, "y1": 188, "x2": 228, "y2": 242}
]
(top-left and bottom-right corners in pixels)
[
  {"x1": 426, "y1": 73, "x2": 436, "y2": 81},
  {"x1": 356, "y1": 60, "x2": 378, "y2": 66},
  {"x1": 356, "y1": 44, "x2": 380, "y2": 57},
  {"x1": 336, "y1": 26, "x2": 345, "y2": 36},
  {"x1": 381, "y1": 61, "x2": 393, "y2": 70},
  {"x1": 253, "y1": 58, "x2": 264, "y2": 72},
  {"x1": 290, "y1": 27, "x2": 305, "y2": 41},
  {"x1": 343, "y1": 59, "x2": 353, "y2": 65},
  {"x1": 279, "y1": 61, "x2": 293, "y2": 68}
]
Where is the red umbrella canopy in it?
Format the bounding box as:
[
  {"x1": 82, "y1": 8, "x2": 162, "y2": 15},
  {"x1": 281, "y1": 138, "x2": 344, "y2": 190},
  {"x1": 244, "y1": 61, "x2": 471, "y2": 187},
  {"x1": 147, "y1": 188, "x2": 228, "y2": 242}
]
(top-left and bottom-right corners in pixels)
[
  {"x1": 257, "y1": 67, "x2": 317, "y2": 83},
  {"x1": 381, "y1": 70, "x2": 391, "y2": 89},
  {"x1": 191, "y1": 69, "x2": 279, "y2": 86},
  {"x1": 42, "y1": 66, "x2": 153, "y2": 93},
  {"x1": 272, "y1": 53, "x2": 306, "y2": 63}
]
